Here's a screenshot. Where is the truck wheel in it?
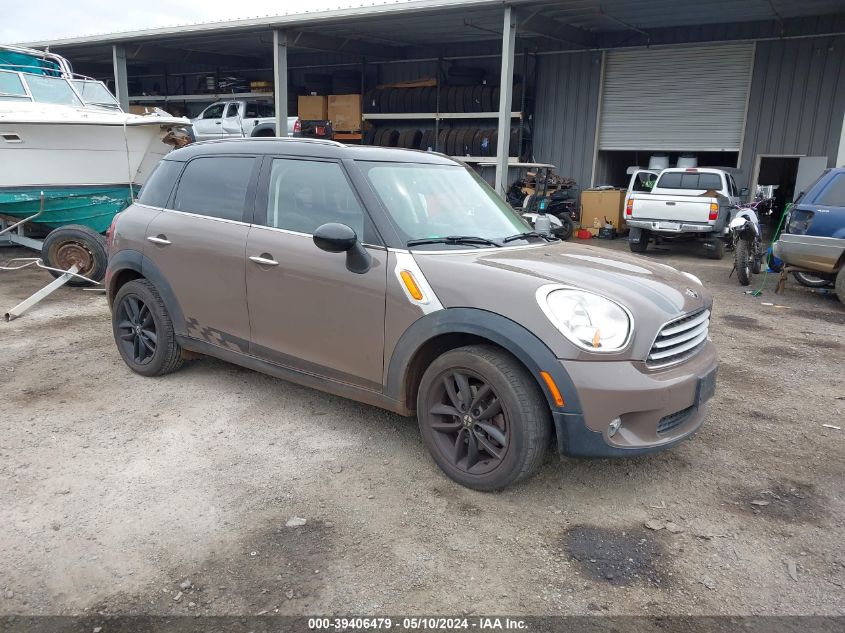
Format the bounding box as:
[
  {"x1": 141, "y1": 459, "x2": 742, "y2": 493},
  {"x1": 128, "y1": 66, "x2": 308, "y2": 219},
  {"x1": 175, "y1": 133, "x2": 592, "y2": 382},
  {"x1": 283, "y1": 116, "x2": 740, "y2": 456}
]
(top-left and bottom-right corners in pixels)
[
  {"x1": 416, "y1": 345, "x2": 551, "y2": 491},
  {"x1": 735, "y1": 239, "x2": 752, "y2": 286},
  {"x1": 41, "y1": 225, "x2": 108, "y2": 286},
  {"x1": 629, "y1": 229, "x2": 649, "y2": 253},
  {"x1": 706, "y1": 238, "x2": 725, "y2": 260},
  {"x1": 835, "y1": 268, "x2": 845, "y2": 305}
]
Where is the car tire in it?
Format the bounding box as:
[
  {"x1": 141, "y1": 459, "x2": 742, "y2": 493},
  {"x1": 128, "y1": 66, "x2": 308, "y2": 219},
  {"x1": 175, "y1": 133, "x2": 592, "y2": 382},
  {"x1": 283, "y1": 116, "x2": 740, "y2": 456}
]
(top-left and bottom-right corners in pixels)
[
  {"x1": 629, "y1": 230, "x2": 650, "y2": 253},
  {"x1": 112, "y1": 279, "x2": 184, "y2": 377},
  {"x1": 416, "y1": 345, "x2": 551, "y2": 491},
  {"x1": 835, "y1": 267, "x2": 845, "y2": 305},
  {"x1": 735, "y1": 239, "x2": 752, "y2": 286},
  {"x1": 706, "y1": 238, "x2": 725, "y2": 260},
  {"x1": 41, "y1": 224, "x2": 108, "y2": 286},
  {"x1": 792, "y1": 271, "x2": 834, "y2": 288}
]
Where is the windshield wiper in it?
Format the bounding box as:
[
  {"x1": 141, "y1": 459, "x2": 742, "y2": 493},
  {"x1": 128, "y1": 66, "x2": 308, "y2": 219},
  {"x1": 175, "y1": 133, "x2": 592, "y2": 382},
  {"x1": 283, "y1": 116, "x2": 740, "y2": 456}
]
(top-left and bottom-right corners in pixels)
[
  {"x1": 502, "y1": 231, "x2": 557, "y2": 244},
  {"x1": 407, "y1": 235, "x2": 502, "y2": 248}
]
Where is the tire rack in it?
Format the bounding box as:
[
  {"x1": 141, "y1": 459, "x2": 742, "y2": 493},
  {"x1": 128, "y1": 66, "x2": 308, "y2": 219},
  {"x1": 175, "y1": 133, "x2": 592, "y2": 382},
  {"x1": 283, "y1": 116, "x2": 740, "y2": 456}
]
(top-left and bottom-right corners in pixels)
[{"x1": 360, "y1": 60, "x2": 530, "y2": 164}]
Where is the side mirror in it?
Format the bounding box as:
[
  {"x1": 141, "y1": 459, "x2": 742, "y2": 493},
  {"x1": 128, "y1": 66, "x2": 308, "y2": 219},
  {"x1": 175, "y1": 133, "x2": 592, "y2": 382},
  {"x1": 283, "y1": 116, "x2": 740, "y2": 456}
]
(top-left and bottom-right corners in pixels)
[
  {"x1": 313, "y1": 223, "x2": 372, "y2": 274},
  {"x1": 740, "y1": 187, "x2": 749, "y2": 196}
]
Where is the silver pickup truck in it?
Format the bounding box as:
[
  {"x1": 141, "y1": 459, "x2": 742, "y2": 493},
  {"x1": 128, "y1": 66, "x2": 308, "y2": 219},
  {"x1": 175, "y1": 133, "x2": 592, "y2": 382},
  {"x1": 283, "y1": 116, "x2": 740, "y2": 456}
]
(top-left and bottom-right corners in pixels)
[
  {"x1": 625, "y1": 168, "x2": 745, "y2": 259},
  {"x1": 191, "y1": 100, "x2": 299, "y2": 141}
]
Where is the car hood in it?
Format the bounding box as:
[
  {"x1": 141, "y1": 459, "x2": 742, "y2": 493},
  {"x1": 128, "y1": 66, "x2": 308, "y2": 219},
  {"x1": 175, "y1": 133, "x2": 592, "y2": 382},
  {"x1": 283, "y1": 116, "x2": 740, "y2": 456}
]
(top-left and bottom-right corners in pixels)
[{"x1": 412, "y1": 241, "x2": 712, "y2": 361}]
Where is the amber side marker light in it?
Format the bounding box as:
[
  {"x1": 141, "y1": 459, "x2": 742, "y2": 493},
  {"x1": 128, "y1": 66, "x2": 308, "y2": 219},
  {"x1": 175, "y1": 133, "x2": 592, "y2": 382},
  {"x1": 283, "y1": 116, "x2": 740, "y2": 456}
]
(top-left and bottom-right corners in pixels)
[
  {"x1": 540, "y1": 371, "x2": 565, "y2": 407},
  {"x1": 399, "y1": 270, "x2": 424, "y2": 301}
]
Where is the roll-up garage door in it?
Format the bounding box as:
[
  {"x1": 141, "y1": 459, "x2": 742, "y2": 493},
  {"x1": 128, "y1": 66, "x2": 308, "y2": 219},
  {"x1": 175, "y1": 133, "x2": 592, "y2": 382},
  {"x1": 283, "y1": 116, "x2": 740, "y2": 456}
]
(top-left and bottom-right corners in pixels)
[{"x1": 598, "y1": 43, "x2": 755, "y2": 152}]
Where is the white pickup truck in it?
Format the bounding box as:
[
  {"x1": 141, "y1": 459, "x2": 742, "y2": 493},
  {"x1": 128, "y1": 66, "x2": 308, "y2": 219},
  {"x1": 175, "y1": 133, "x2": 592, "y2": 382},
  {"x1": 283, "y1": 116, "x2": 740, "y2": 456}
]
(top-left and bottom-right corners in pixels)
[
  {"x1": 625, "y1": 167, "x2": 746, "y2": 259},
  {"x1": 191, "y1": 100, "x2": 299, "y2": 141}
]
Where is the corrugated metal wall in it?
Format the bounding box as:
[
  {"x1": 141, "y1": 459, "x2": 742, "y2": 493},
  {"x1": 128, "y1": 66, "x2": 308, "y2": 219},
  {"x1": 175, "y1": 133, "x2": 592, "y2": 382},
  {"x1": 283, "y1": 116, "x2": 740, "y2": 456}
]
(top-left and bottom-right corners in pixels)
[
  {"x1": 532, "y1": 51, "x2": 603, "y2": 190},
  {"x1": 739, "y1": 34, "x2": 845, "y2": 187}
]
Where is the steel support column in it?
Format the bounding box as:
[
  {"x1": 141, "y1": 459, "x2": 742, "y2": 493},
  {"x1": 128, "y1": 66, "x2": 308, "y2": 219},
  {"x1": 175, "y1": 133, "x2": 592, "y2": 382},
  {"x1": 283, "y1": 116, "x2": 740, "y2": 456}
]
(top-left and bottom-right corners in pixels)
[
  {"x1": 273, "y1": 29, "x2": 289, "y2": 137},
  {"x1": 111, "y1": 44, "x2": 129, "y2": 110},
  {"x1": 495, "y1": 6, "x2": 517, "y2": 195}
]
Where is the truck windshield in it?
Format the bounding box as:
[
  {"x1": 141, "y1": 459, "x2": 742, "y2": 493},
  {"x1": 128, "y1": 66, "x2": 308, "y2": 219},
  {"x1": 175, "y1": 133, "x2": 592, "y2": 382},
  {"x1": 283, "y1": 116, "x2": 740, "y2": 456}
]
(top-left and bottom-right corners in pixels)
[
  {"x1": 359, "y1": 161, "x2": 531, "y2": 247},
  {"x1": 657, "y1": 172, "x2": 723, "y2": 191}
]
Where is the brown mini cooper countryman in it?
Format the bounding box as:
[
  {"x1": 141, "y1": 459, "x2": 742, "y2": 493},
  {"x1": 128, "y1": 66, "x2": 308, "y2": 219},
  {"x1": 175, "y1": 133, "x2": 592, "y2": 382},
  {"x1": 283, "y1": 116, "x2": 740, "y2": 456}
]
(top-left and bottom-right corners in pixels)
[{"x1": 106, "y1": 138, "x2": 718, "y2": 490}]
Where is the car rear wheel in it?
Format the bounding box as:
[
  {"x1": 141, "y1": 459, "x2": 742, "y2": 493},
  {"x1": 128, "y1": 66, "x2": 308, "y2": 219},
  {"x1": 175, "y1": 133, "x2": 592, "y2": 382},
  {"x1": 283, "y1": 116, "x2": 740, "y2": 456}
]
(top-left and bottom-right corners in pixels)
[
  {"x1": 835, "y1": 267, "x2": 845, "y2": 305},
  {"x1": 416, "y1": 345, "x2": 550, "y2": 491},
  {"x1": 112, "y1": 279, "x2": 183, "y2": 377},
  {"x1": 792, "y1": 271, "x2": 833, "y2": 288}
]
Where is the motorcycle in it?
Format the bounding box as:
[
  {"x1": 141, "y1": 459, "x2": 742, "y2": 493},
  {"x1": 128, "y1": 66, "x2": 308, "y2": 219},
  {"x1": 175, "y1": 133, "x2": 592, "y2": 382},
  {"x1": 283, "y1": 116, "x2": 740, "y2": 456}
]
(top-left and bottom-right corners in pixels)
[
  {"x1": 728, "y1": 206, "x2": 763, "y2": 286},
  {"x1": 521, "y1": 193, "x2": 576, "y2": 240}
]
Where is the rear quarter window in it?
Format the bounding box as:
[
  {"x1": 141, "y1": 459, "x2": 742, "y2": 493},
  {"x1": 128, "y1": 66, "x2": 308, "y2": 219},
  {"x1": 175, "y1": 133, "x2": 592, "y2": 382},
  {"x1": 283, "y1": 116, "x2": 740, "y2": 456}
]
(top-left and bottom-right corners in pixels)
[
  {"x1": 813, "y1": 173, "x2": 845, "y2": 207},
  {"x1": 172, "y1": 156, "x2": 256, "y2": 221},
  {"x1": 137, "y1": 160, "x2": 182, "y2": 208}
]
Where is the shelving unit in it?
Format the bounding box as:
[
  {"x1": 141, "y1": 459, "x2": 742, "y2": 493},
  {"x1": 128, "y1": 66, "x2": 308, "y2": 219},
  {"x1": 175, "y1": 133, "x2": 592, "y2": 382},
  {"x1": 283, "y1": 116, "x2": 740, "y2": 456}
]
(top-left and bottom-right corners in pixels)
[
  {"x1": 363, "y1": 111, "x2": 522, "y2": 120},
  {"x1": 128, "y1": 92, "x2": 273, "y2": 104}
]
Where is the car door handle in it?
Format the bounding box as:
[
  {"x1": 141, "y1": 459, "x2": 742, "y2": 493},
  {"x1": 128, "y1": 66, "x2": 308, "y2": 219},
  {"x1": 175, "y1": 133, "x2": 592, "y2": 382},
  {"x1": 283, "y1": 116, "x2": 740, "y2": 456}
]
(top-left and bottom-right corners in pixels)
[
  {"x1": 665, "y1": 201, "x2": 676, "y2": 206},
  {"x1": 249, "y1": 255, "x2": 279, "y2": 266},
  {"x1": 147, "y1": 235, "x2": 171, "y2": 245},
  {"x1": 215, "y1": 121, "x2": 222, "y2": 125}
]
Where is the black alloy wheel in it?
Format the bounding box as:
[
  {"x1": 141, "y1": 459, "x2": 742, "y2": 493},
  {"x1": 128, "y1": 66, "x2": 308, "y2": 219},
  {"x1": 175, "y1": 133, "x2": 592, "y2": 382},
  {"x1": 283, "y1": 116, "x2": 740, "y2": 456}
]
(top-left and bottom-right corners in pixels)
[
  {"x1": 427, "y1": 368, "x2": 510, "y2": 476},
  {"x1": 417, "y1": 345, "x2": 550, "y2": 490},
  {"x1": 116, "y1": 294, "x2": 157, "y2": 365}
]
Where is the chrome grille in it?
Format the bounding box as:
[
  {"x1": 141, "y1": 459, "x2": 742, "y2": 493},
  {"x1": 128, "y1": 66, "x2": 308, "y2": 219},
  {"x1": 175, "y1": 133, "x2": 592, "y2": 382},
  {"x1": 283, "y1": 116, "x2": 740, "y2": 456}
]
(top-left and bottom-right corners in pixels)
[{"x1": 648, "y1": 309, "x2": 710, "y2": 368}]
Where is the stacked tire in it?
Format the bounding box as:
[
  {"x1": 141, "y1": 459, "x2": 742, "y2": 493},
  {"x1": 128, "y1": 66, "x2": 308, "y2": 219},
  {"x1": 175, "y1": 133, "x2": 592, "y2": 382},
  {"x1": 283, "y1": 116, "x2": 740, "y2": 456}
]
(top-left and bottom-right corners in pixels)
[
  {"x1": 363, "y1": 84, "x2": 526, "y2": 114},
  {"x1": 366, "y1": 125, "x2": 528, "y2": 158}
]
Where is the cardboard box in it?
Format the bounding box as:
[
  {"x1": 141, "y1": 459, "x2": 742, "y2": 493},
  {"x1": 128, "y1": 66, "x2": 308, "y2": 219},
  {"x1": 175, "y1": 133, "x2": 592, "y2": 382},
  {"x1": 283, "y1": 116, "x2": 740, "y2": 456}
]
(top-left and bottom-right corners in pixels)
[
  {"x1": 580, "y1": 189, "x2": 627, "y2": 232},
  {"x1": 328, "y1": 94, "x2": 362, "y2": 131},
  {"x1": 298, "y1": 95, "x2": 328, "y2": 120}
]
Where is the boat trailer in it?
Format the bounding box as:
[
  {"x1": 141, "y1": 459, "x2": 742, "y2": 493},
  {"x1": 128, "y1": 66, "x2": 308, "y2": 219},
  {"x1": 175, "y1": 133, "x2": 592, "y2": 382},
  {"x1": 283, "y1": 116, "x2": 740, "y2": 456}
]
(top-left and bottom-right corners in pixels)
[{"x1": 1, "y1": 199, "x2": 102, "y2": 321}]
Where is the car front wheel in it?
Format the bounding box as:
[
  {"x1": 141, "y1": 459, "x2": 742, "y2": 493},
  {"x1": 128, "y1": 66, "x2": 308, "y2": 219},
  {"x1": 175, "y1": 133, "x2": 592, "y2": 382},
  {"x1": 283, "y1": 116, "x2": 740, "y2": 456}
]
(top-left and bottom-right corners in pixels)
[{"x1": 416, "y1": 345, "x2": 551, "y2": 491}]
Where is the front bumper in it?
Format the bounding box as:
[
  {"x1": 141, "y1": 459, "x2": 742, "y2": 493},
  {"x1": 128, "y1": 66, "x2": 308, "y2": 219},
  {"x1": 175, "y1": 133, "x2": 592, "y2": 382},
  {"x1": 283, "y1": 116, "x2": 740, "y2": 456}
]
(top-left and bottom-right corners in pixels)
[{"x1": 554, "y1": 342, "x2": 718, "y2": 457}]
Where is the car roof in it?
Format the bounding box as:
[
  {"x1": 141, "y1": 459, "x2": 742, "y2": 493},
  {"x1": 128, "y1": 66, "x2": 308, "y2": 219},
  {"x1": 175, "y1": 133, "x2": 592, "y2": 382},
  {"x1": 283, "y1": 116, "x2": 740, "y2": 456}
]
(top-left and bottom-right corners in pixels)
[{"x1": 165, "y1": 138, "x2": 460, "y2": 165}]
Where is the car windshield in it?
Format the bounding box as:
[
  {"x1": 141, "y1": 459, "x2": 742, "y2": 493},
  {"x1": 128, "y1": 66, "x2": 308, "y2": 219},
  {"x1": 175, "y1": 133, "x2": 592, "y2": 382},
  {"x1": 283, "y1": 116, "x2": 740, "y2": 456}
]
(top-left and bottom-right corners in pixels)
[
  {"x1": 358, "y1": 161, "x2": 532, "y2": 248},
  {"x1": 71, "y1": 80, "x2": 119, "y2": 108}
]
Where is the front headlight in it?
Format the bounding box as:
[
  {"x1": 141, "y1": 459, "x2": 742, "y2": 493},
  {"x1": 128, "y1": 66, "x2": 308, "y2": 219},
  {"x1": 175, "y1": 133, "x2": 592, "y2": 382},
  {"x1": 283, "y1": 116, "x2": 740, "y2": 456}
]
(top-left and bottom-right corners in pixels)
[{"x1": 537, "y1": 286, "x2": 632, "y2": 352}]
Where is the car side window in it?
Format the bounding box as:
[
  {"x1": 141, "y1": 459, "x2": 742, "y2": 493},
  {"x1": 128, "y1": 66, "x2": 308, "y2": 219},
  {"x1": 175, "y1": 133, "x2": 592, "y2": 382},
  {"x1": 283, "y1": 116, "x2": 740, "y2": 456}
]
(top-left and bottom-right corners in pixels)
[
  {"x1": 201, "y1": 104, "x2": 224, "y2": 120},
  {"x1": 263, "y1": 158, "x2": 365, "y2": 238},
  {"x1": 224, "y1": 103, "x2": 240, "y2": 118},
  {"x1": 172, "y1": 156, "x2": 255, "y2": 221},
  {"x1": 137, "y1": 160, "x2": 182, "y2": 207},
  {"x1": 814, "y1": 173, "x2": 845, "y2": 207}
]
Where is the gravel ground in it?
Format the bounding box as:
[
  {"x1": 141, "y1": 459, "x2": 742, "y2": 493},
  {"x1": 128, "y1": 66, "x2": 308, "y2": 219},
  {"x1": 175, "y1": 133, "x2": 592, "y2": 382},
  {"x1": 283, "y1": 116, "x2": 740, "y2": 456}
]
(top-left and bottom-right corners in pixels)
[{"x1": 0, "y1": 240, "x2": 843, "y2": 618}]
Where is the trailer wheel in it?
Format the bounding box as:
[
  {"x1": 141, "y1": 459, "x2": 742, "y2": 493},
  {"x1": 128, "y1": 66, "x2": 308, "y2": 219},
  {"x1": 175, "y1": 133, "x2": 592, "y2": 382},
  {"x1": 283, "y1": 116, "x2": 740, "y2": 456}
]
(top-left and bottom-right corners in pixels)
[{"x1": 41, "y1": 225, "x2": 107, "y2": 286}]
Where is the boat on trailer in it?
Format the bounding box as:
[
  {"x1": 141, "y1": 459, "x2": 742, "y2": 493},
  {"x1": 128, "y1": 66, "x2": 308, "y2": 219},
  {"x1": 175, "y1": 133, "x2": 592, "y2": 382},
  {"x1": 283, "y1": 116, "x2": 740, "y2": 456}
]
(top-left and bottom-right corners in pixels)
[{"x1": 0, "y1": 45, "x2": 190, "y2": 283}]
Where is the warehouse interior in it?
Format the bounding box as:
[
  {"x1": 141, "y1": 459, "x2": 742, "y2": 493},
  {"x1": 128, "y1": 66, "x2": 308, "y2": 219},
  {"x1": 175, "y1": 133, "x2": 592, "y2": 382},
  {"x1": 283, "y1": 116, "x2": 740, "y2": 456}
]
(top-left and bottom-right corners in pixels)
[{"x1": 25, "y1": 0, "x2": 845, "y2": 198}]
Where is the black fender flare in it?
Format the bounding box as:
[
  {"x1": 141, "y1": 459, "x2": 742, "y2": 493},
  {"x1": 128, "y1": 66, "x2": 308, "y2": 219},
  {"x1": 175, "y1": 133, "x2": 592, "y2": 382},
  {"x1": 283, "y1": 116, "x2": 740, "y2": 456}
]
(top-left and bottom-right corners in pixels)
[
  {"x1": 385, "y1": 307, "x2": 582, "y2": 415},
  {"x1": 250, "y1": 122, "x2": 277, "y2": 137},
  {"x1": 107, "y1": 250, "x2": 186, "y2": 334}
]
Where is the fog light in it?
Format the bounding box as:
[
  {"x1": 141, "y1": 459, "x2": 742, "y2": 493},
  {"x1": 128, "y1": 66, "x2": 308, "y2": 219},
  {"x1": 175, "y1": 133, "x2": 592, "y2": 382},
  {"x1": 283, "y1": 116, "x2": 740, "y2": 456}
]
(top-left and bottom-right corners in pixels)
[{"x1": 608, "y1": 418, "x2": 621, "y2": 437}]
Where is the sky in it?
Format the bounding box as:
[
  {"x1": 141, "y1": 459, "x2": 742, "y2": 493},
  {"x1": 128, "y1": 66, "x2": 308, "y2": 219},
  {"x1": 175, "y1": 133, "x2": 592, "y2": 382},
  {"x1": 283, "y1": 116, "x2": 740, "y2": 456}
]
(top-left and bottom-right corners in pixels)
[{"x1": 2, "y1": 0, "x2": 397, "y2": 44}]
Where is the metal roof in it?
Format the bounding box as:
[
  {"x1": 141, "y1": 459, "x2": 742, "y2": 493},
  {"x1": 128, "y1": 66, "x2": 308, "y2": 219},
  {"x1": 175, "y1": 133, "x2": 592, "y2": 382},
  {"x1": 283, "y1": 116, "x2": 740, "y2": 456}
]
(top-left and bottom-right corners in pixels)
[{"x1": 17, "y1": 0, "x2": 845, "y2": 69}]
